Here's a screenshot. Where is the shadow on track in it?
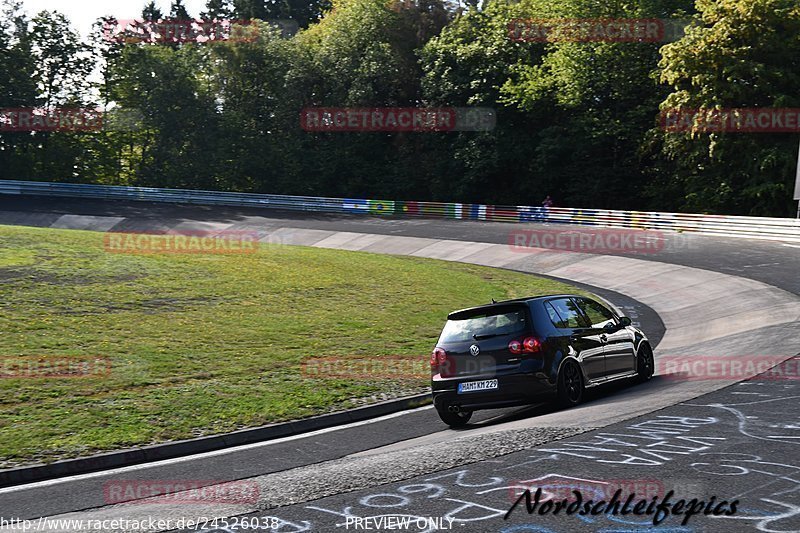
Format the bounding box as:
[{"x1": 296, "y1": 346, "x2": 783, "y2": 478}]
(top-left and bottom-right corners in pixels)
[{"x1": 452, "y1": 375, "x2": 674, "y2": 430}]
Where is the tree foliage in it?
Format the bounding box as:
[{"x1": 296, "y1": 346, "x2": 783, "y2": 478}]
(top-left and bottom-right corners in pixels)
[
  {"x1": 655, "y1": 0, "x2": 800, "y2": 214},
  {"x1": 0, "y1": 0, "x2": 798, "y2": 216}
]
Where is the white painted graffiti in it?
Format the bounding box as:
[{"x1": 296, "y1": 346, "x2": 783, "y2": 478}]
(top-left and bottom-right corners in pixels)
[{"x1": 532, "y1": 416, "x2": 724, "y2": 466}]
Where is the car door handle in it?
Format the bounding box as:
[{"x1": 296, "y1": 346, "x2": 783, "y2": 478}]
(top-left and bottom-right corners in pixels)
[{"x1": 599, "y1": 334, "x2": 608, "y2": 343}]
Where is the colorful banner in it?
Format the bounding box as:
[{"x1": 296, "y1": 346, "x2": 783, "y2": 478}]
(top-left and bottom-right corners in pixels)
[
  {"x1": 395, "y1": 201, "x2": 420, "y2": 216},
  {"x1": 343, "y1": 199, "x2": 369, "y2": 212},
  {"x1": 445, "y1": 203, "x2": 463, "y2": 219},
  {"x1": 487, "y1": 205, "x2": 519, "y2": 222},
  {"x1": 570, "y1": 208, "x2": 597, "y2": 226},
  {"x1": 341, "y1": 197, "x2": 684, "y2": 228},
  {"x1": 419, "y1": 202, "x2": 446, "y2": 217},
  {"x1": 519, "y1": 206, "x2": 548, "y2": 222},
  {"x1": 368, "y1": 199, "x2": 395, "y2": 215},
  {"x1": 467, "y1": 204, "x2": 487, "y2": 220}
]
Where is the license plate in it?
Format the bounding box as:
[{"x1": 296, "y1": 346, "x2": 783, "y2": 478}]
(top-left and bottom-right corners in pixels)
[{"x1": 457, "y1": 379, "x2": 498, "y2": 394}]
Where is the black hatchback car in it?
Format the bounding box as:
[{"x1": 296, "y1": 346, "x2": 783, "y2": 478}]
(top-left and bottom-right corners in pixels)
[{"x1": 430, "y1": 294, "x2": 654, "y2": 427}]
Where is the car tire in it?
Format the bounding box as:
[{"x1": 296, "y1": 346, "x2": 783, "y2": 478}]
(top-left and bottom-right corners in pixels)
[
  {"x1": 436, "y1": 406, "x2": 473, "y2": 428},
  {"x1": 557, "y1": 360, "x2": 584, "y2": 408},
  {"x1": 636, "y1": 343, "x2": 654, "y2": 382}
]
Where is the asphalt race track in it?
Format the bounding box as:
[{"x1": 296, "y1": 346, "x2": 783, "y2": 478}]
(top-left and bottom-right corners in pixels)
[
  {"x1": 232, "y1": 358, "x2": 800, "y2": 533},
  {"x1": 0, "y1": 195, "x2": 799, "y2": 533}
]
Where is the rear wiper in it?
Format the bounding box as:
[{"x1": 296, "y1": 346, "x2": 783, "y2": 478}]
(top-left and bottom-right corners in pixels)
[{"x1": 473, "y1": 333, "x2": 500, "y2": 340}]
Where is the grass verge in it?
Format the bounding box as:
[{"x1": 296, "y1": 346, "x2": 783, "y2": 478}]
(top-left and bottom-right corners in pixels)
[{"x1": 0, "y1": 224, "x2": 584, "y2": 466}]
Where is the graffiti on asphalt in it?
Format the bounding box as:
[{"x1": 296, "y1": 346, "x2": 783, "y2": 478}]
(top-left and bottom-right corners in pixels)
[
  {"x1": 685, "y1": 380, "x2": 800, "y2": 532},
  {"x1": 191, "y1": 387, "x2": 800, "y2": 532},
  {"x1": 522, "y1": 416, "x2": 724, "y2": 466}
]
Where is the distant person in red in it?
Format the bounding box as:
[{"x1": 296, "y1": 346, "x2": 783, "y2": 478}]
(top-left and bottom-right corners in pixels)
[{"x1": 542, "y1": 195, "x2": 554, "y2": 208}]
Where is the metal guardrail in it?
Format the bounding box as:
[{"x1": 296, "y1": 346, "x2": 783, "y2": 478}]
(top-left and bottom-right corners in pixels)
[{"x1": 0, "y1": 180, "x2": 798, "y2": 242}]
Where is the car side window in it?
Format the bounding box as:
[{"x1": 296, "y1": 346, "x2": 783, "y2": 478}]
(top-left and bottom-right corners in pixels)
[
  {"x1": 547, "y1": 299, "x2": 587, "y2": 329},
  {"x1": 545, "y1": 302, "x2": 563, "y2": 328},
  {"x1": 576, "y1": 298, "x2": 616, "y2": 329}
]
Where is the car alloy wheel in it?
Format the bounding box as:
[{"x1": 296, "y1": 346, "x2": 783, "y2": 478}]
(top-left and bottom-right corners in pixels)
[
  {"x1": 637, "y1": 343, "x2": 654, "y2": 382},
  {"x1": 557, "y1": 360, "x2": 583, "y2": 407}
]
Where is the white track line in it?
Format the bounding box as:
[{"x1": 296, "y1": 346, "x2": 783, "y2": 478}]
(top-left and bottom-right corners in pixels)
[{"x1": 0, "y1": 405, "x2": 432, "y2": 495}]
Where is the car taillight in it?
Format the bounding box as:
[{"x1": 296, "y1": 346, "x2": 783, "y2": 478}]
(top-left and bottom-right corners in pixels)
[
  {"x1": 523, "y1": 336, "x2": 542, "y2": 353},
  {"x1": 431, "y1": 347, "x2": 447, "y2": 367},
  {"x1": 431, "y1": 347, "x2": 453, "y2": 377},
  {"x1": 508, "y1": 340, "x2": 522, "y2": 354}
]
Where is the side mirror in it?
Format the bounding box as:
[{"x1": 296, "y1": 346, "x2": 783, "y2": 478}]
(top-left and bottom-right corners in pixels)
[{"x1": 619, "y1": 316, "x2": 632, "y2": 327}]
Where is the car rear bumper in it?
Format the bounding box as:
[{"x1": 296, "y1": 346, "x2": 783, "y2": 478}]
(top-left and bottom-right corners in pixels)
[{"x1": 431, "y1": 372, "x2": 555, "y2": 411}]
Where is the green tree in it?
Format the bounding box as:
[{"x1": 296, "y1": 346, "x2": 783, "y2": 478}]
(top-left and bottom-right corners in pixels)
[
  {"x1": 141, "y1": 1, "x2": 164, "y2": 21},
  {"x1": 201, "y1": 0, "x2": 234, "y2": 20},
  {"x1": 170, "y1": 0, "x2": 192, "y2": 19},
  {"x1": 107, "y1": 42, "x2": 220, "y2": 188},
  {"x1": 0, "y1": 0, "x2": 38, "y2": 179},
  {"x1": 493, "y1": 0, "x2": 694, "y2": 208},
  {"x1": 233, "y1": 0, "x2": 332, "y2": 29},
  {"x1": 203, "y1": 21, "x2": 298, "y2": 191},
  {"x1": 3, "y1": 8, "x2": 100, "y2": 182},
  {"x1": 29, "y1": 10, "x2": 93, "y2": 107},
  {"x1": 232, "y1": 0, "x2": 270, "y2": 20},
  {"x1": 275, "y1": 0, "x2": 449, "y2": 198},
  {"x1": 655, "y1": 0, "x2": 800, "y2": 215},
  {"x1": 419, "y1": 0, "x2": 544, "y2": 203}
]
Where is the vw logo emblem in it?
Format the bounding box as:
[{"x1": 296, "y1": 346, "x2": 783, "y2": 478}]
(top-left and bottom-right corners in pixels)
[{"x1": 469, "y1": 344, "x2": 480, "y2": 356}]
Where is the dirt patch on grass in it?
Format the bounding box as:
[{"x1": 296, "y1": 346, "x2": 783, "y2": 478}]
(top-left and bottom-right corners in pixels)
[
  {"x1": 0, "y1": 267, "x2": 143, "y2": 287},
  {"x1": 0, "y1": 267, "x2": 27, "y2": 282}
]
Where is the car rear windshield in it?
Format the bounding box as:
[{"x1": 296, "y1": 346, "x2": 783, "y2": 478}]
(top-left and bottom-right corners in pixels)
[{"x1": 439, "y1": 307, "x2": 528, "y2": 343}]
